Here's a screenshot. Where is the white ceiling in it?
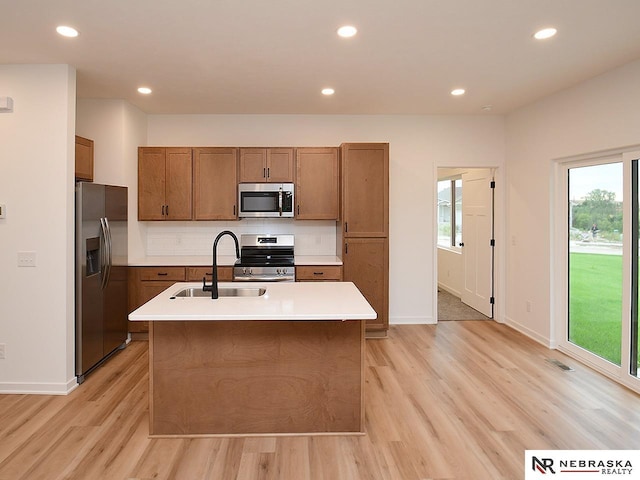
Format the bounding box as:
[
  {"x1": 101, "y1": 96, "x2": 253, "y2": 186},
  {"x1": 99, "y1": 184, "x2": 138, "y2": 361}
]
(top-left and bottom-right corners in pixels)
[{"x1": 2, "y1": 0, "x2": 640, "y2": 115}]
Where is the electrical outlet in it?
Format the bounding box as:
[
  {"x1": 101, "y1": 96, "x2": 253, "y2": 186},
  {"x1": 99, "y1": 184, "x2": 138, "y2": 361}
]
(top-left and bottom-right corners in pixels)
[
  {"x1": 0, "y1": 344, "x2": 5, "y2": 359},
  {"x1": 17, "y1": 251, "x2": 36, "y2": 267}
]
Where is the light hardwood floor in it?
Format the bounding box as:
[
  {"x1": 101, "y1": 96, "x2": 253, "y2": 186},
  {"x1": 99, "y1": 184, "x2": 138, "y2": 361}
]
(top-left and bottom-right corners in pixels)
[{"x1": 1, "y1": 322, "x2": 639, "y2": 480}]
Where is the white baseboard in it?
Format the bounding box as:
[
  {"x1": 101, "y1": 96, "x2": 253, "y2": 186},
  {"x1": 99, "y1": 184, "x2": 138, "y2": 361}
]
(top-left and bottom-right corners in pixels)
[
  {"x1": 437, "y1": 283, "x2": 461, "y2": 298},
  {"x1": 0, "y1": 377, "x2": 78, "y2": 395},
  {"x1": 503, "y1": 315, "x2": 552, "y2": 348},
  {"x1": 390, "y1": 316, "x2": 436, "y2": 325}
]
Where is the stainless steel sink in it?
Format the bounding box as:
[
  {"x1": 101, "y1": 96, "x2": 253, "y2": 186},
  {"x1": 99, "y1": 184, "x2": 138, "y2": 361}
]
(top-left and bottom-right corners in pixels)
[{"x1": 170, "y1": 287, "x2": 266, "y2": 298}]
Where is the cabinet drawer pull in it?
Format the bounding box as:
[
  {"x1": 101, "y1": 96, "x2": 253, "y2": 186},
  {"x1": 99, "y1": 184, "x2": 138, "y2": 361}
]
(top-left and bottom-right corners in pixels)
[
  {"x1": 313, "y1": 272, "x2": 324, "y2": 275},
  {"x1": 157, "y1": 272, "x2": 168, "y2": 276}
]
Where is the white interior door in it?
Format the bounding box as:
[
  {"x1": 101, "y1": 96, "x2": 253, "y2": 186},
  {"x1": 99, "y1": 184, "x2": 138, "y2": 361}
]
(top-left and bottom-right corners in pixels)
[{"x1": 461, "y1": 169, "x2": 494, "y2": 317}]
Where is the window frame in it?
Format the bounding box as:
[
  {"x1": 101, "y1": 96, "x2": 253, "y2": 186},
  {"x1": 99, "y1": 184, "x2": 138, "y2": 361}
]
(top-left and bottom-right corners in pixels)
[{"x1": 437, "y1": 176, "x2": 462, "y2": 252}]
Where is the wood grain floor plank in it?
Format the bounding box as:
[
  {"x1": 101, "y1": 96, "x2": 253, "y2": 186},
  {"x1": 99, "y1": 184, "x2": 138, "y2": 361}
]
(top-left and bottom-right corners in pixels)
[{"x1": 1, "y1": 323, "x2": 639, "y2": 480}]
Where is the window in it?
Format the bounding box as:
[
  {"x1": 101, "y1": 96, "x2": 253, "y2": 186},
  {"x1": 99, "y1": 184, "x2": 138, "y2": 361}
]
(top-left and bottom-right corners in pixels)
[
  {"x1": 554, "y1": 148, "x2": 640, "y2": 393},
  {"x1": 438, "y1": 178, "x2": 462, "y2": 248}
]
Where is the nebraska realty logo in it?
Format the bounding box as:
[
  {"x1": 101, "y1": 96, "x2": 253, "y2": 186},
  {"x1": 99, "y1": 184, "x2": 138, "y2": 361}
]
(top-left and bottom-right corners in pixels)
[{"x1": 525, "y1": 451, "x2": 640, "y2": 479}]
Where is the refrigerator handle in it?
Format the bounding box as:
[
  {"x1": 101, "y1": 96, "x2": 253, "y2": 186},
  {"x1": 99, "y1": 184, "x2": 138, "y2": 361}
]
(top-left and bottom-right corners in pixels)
[
  {"x1": 99, "y1": 218, "x2": 109, "y2": 290},
  {"x1": 103, "y1": 217, "x2": 113, "y2": 288}
]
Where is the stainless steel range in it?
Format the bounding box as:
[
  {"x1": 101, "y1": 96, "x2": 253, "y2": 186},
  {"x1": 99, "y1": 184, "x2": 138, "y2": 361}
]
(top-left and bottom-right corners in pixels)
[{"x1": 233, "y1": 234, "x2": 295, "y2": 282}]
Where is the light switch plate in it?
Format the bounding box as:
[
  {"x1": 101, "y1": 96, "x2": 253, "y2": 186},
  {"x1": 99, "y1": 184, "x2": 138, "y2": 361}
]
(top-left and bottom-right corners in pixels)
[
  {"x1": 0, "y1": 97, "x2": 13, "y2": 112},
  {"x1": 17, "y1": 251, "x2": 36, "y2": 267}
]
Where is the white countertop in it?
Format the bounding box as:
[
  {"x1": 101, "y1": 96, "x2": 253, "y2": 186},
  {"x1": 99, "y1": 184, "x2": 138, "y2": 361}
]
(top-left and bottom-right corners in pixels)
[
  {"x1": 128, "y1": 255, "x2": 342, "y2": 267},
  {"x1": 129, "y1": 281, "x2": 375, "y2": 321}
]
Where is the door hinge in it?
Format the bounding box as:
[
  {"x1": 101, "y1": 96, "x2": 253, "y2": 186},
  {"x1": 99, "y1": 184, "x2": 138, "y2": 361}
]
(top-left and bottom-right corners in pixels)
[
  {"x1": 490, "y1": 239, "x2": 495, "y2": 247},
  {"x1": 490, "y1": 296, "x2": 495, "y2": 304},
  {"x1": 490, "y1": 180, "x2": 496, "y2": 189}
]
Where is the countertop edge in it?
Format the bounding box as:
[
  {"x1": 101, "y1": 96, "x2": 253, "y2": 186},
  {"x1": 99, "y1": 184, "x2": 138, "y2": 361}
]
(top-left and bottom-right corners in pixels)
[{"x1": 128, "y1": 255, "x2": 343, "y2": 267}]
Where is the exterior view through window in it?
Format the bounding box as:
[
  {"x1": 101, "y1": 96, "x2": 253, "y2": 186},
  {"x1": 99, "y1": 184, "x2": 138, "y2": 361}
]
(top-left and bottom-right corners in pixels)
[
  {"x1": 437, "y1": 178, "x2": 462, "y2": 248},
  {"x1": 568, "y1": 162, "x2": 623, "y2": 365}
]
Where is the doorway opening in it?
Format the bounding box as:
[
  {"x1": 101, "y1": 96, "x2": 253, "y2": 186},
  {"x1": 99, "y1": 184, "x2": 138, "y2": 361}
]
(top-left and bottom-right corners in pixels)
[{"x1": 436, "y1": 167, "x2": 495, "y2": 321}]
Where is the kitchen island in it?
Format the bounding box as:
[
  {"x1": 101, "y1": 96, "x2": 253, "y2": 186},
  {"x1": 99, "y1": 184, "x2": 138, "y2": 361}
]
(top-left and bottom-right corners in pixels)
[{"x1": 129, "y1": 281, "x2": 376, "y2": 437}]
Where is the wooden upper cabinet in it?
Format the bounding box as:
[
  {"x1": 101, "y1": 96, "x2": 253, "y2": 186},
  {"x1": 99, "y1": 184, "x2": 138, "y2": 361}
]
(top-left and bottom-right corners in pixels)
[
  {"x1": 295, "y1": 147, "x2": 339, "y2": 220},
  {"x1": 193, "y1": 147, "x2": 238, "y2": 220},
  {"x1": 239, "y1": 148, "x2": 294, "y2": 183},
  {"x1": 267, "y1": 148, "x2": 295, "y2": 182},
  {"x1": 138, "y1": 147, "x2": 193, "y2": 221},
  {"x1": 239, "y1": 149, "x2": 266, "y2": 182},
  {"x1": 75, "y1": 135, "x2": 94, "y2": 182},
  {"x1": 138, "y1": 147, "x2": 166, "y2": 220},
  {"x1": 165, "y1": 148, "x2": 193, "y2": 220},
  {"x1": 341, "y1": 143, "x2": 389, "y2": 237}
]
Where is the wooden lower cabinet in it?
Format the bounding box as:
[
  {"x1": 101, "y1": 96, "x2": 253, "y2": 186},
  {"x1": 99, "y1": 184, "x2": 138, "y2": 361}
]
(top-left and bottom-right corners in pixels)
[
  {"x1": 296, "y1": 265, "x2": 342, "y2": 281},
  {"x1": 186, "y1": 266, "x2": 233, "y2": 282},
  {"x1": 342, "y1": 238, "x2": 389, "y2": 333},
  {"x1": 128, "y1": 267, "x2": 186, "y2": 333},
  {"x1": 128, "y1": 265, "x2": 234, "y2": 333}
]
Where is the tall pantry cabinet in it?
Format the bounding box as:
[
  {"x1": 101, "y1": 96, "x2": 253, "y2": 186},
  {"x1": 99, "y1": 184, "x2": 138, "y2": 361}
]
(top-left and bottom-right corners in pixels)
[{"x1": 338, "y1": 143, "x2": 389, "y2": 335}]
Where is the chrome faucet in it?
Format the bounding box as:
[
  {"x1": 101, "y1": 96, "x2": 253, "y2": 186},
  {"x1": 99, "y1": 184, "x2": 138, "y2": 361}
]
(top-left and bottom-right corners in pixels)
[{"x1": 202, "y1": 230, "x2": 240, "y2": 299}]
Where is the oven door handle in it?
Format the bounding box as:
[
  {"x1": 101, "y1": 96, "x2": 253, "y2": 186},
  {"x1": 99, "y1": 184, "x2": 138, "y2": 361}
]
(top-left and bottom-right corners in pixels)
[
  {"x1": 278, "y1": 187, "x2": 283, "y2": 216},
  {"x1": 233, "y1": 276, "x2": 293, "y2": 282}
]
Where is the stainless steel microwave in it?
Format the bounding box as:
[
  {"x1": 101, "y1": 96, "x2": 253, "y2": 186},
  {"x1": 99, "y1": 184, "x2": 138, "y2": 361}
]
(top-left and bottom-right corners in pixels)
[{"x1": 238, "y1": 183, "x2": 294, "y2": 218}]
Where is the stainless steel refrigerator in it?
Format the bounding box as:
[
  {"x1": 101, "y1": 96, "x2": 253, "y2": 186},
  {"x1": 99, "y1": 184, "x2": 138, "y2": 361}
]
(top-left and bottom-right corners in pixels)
[{"x1": 75, "y1": 182, "x2": 128, "y2": 383}]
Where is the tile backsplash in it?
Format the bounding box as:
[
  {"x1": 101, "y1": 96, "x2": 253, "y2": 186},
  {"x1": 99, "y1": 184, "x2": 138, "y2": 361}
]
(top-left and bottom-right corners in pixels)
[{"x1": 145, "y1": 220, "x2": 337, "y2": 257}]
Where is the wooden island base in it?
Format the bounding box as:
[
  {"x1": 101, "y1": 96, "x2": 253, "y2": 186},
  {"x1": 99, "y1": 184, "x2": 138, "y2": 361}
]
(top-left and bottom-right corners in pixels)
[{"x1": 149, "y1": 319, "x2": 365, "y2": 437}]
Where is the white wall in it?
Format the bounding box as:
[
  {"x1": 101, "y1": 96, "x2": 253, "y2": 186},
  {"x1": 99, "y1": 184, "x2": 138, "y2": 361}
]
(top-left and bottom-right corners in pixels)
[
  {"x1": 76, "y1": 99, "x2": 148, "y2": 260},
  {"x1": 0, "y1": 65, "x2": 76, "y2": 394},
  {"x1": 505, "y1": 59, "x2": 640, "y2": 345},
  {"x1": 437, "y1": 248, "x2": 463, "y2": 296},
  {"x1": 147, "y1": 115, "x2": 506, "y2": 324}
]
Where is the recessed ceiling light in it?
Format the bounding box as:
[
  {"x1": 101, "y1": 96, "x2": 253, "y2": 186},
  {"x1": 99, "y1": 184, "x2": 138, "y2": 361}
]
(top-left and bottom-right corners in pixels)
[
  {"x1": 321, "y1": 88, "x2": 335, "y2": 96},
  {"x1": 137, "y1": 87, "x2": 152, "y2": 95},
  {"x1": 56, "y1": 26, "x2": 78, "y2": 38},
  {"x1": 534, "y1": 27, "x2": 557, "y2": 40},
  {"x1": 451, "y1": 88, "x2": 466, "y2": 96},
  {"x1": 337, "y1": 25, "x2": 357, "y2": 38}
]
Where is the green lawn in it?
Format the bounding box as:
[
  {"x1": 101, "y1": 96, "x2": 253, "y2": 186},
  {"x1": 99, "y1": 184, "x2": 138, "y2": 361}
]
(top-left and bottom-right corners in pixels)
[{"x1": 569, "y1": 252, "x2": 623, "y2": 365}]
